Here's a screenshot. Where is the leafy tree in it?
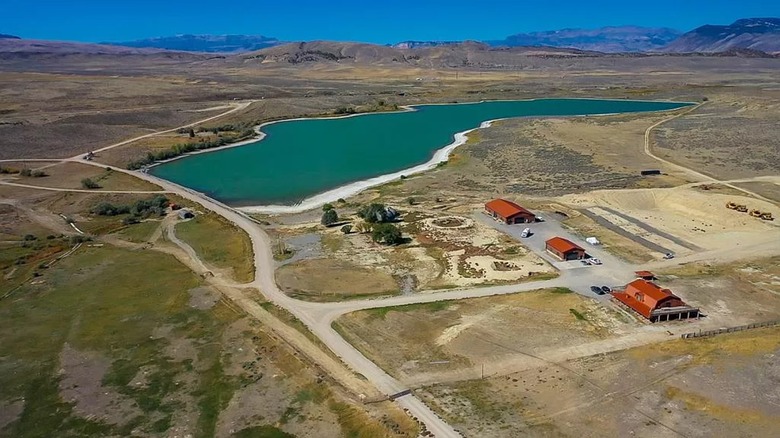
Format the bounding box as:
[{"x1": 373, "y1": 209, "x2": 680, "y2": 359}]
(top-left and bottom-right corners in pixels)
[
  {"x1": 322, "y1": 203, "x2": 334, "y2": 212},
  {"x1": 357, "y1": 203, "x2": 399, "y2": 223},
  {"x1": 321, "y1": 209, "x2": 339, "y2": 226},
  {"x1": 91, "y1": 202, "x2": 129, "y2": 216},
  {"x1": 341, "y1": 224, "x2": 352, "y2": 234},
  {"x1": 371, "y1": 223, "x2": 403, "y2": 245},
  {"x1": 357, "y1": 203, "x2": 386, "y2": 223},
  {"x1": 81, "y1": 178, "x2": 100, "y2": 189},
  {"x1": 188, "y1": 128, "x2": 196, "y2": 138},
  {"x1": 19, "y1": 168, "x2": 32, "y2": 177},
  {"x1": 31, "y1": 170, "x2": 47, "y2": 177}
]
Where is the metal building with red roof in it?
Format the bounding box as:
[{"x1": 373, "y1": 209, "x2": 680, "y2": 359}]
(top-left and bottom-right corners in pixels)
[
  {"x1": 612, "y1": 279, "x2": 700, "y2": 322},
  {"x1": 545, "y1": 237, "x2": 586, "y2": 261},
  {"x1": 485, "y1": 199, "x2": 536, "y2": 224}
]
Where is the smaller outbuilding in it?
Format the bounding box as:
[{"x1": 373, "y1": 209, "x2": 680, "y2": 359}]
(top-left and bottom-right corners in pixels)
[
  {"x1": 485, "y1": 199, "x2": 536, "y2": 224},
  {"x1": 545, "y1": 237, "x2": 586, "y2": 261},
  {"x1": 178, "y1": 209, "x2": 195, "y2": 220},
  {"x1": 635, "y1": 270, "x2": 656, "y2": 281}
]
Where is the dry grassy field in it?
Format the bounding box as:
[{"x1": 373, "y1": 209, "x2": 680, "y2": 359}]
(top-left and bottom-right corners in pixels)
[
  {"x1": 418, "y1": 326, "x2": 780, "y2": 438},
  {"x1": 334, "y1": 289, "x2": 632, "y2": 383},
  {"x1": 2, "y1": 46, "x2": 780, "y2": 438}
]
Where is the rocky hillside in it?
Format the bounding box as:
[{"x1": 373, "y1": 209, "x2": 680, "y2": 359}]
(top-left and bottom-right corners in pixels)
[
  {"x1": 244, "y1": 41, "x2": 597, "y2": 67},
  {"x1": 489, "y1": 26, "x2": 681, "y2": 52},
  {"x1": 662, "y1": 18, "x2": 780, "y2": 53},
  {"x1": 105, "y1": 34, "x2": 283, "y2": 53}
]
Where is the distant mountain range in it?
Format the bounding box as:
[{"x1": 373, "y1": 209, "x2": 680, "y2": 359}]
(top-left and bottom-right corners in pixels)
[
  {"x1": 488, "y1": 26, "x2": 682, "y2": 52},
  {"x1": 391, "y1": 41, "x2": 461, "y2": 49},
  {"x1": 2, "y1": 18, "x2": 779, "y2": 57},
  {"x1": 103, "y1": 34, "x2": 282, "y2": 53},
  {"x1": 662, "y1": 18, "x2": 780, "y2": 53}
]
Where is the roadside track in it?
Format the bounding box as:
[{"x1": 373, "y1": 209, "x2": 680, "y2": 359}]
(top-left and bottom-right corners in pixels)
[{"x1": 5, "y1": 99, "x2": 778, "y2": 437}]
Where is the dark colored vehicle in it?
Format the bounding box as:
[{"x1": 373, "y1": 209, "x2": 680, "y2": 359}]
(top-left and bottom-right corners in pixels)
[
  {"x1": 590, "y1": 286, "x2": 604, "y2": 295},
  {"x1": 601, "y1": 286, "x2": 612, "y2": 293}
]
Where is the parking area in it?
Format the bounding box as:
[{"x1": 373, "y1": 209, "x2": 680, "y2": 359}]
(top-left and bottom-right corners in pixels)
[{"x1": 475, "y1": 211, "x2": 638, "y2": 298}]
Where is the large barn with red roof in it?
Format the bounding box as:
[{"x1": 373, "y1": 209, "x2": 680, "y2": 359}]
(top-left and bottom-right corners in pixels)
[
  {"x1": 484, "y1": 199, "x2": 536, "y2": 224},
  {"x1": 612, "y1": 279, "x2": 700, "y2": 322}
]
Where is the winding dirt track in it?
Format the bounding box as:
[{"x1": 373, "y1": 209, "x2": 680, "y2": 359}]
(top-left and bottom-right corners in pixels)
[
  {"x1": 5, "y1": 101, "x2": 780, "y2": 437},
  {"x1": 643, "y1": 103, "x2": 777, "y2": 205}
]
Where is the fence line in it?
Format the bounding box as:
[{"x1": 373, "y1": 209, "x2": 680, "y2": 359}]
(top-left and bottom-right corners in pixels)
[{"x1": 680, "y1": 319, "x2": 780, "y2": 339}]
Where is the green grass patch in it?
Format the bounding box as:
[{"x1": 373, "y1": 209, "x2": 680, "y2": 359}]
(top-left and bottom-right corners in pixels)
[
  {"x1": 363, "y1": 300, "x2": 452, "y2": 320},
  {"x1": 550, "y1": 287, "x2": 574, "y2": 294},
  {"x1": 231, "y1": 425, "x2": 296, "y2": 438},
  {"x1": 0, "y1": 245, "x2": 241, "y2": 436},
  {"x1": 176, "y1": 213, "x2": 255, "y2": 283},
  {"x1": 114, "y1": 220, "x2": 161, "y2": 243}
]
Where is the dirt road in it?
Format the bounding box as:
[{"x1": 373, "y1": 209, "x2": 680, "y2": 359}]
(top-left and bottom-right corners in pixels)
[
  {"x1": 644, "y1": 103, "x2": 777, "y2": 205},
  {"x1": 4, "y1": 100, "x2": 777, "y2": 437}
]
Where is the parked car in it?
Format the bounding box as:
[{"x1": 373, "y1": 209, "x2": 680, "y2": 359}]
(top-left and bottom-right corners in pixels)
[
  {"x1": 588, "y1": 258, "x2": 602, "y2": 265},
  {"x1": 601, "y1": 286, "x2": 612, "y2": 294},
  {"x1": 663, "y1": 253, "x2": 675, "y2": 259},
  {"x1": 590, "y1": 286, "x2": 604, "y2": 294}
]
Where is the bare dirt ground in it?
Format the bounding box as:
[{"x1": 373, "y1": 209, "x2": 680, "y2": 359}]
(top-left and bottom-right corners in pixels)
[
  {"x1": 417, "y1": 326, "x2": 780, "y2": 438},
  {"x1": 334, "y1": 289, "x2": 632, "y2": 383},
  {"x1": 658, "y1": 256, "x2": 780, "y2": 324},
  {"x1": 559, "y1": 186, "x2": 780, "y2": 261},
  {"x1": 272, "y1": 209, "x2": 554, "y2": 297},
  {"x1": 277, "y1": 258, "x2": 400, "y2": 301}
]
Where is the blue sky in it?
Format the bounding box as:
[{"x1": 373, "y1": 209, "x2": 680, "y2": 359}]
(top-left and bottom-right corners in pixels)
[{"x1": 3, "y1": 0, "x2": 779, "y2": 43}]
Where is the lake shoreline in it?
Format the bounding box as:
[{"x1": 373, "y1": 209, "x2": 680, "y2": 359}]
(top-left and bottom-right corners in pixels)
[{"x1": 148, "y1": 99, "x2": 696, "y2": 214}]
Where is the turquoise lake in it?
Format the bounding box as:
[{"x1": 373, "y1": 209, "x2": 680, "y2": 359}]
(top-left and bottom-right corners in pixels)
[{"x1": 150, "y1": 99, "x2": 691, "y2": 207}]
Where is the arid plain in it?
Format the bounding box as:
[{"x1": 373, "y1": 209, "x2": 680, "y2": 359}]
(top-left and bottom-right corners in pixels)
[{"x1": 2, "y1": 47, "x2": 780, "y2": 438}]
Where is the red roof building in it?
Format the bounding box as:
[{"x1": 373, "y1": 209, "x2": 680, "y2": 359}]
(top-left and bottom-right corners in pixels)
[
  {"x1": 635, "y1": 270, "x2": 656, "y2": 280},
  {"x1": 612, "y1": 279, "x2": 699, "y2": 322},
  {"x1": 545, "y1": 237, "x2": 586, "y2": 261},
  {"x1": 485, "y1": 199, "x2": 536, "y2": 224}
]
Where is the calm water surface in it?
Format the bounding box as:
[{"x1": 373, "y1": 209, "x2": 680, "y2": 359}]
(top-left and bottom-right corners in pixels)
[{"x1": 150, "y1": 99, "x2": 690, "y2": 206}]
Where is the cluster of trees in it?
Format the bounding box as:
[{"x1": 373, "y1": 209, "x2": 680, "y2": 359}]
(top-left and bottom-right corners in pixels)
[
  {"x1": 320, "y1": 202, "x2": 404, "y2": 245},
  {"x1": 197, "y1": 123, "x2": 253, "y2": 134},
  {"x1": 91, "y1": 195, "x2": 169, "y2": 224},
  {"x1": 356, "y1": 203, "x2": 404, "y2": 245},
  {"x1": 357, "y1": 203, "x2": 399, "y2": 223},
  {"x1": 127, "y1": 131, "x2": 254, "y2": 170},
  {"x1": 19, "y1": 168, "x2": 46, "y2": 177},
  {"x1": 334, "y1": 107, "x2": 356, "y2": 115}
]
